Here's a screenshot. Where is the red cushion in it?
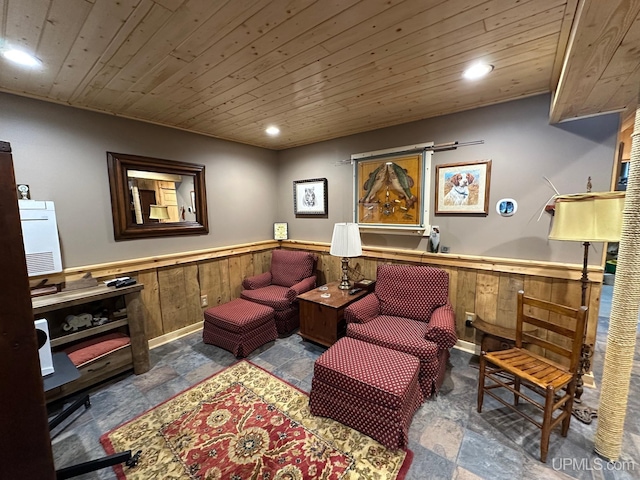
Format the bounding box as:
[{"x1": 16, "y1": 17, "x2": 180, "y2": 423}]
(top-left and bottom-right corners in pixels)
[
  {"x1": 313, "y1": 337, "x2": 420, "y2": 410},
  {"x1": 376, "y1": 264, "x2": 449, "y2": 322},
  {"x1": 64, "y1": 333, "x2": 130, "y2": 367},
  {"x1": 204, "y1": 298, "x2": 275, "y2": 333},
  {"x1": 270, "y1": 250, "x2": 315, "y2": 287}
]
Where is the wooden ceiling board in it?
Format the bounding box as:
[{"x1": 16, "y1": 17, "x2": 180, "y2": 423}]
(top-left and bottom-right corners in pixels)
[{"x1": 0, "y1": 0, "x2": 638, "y2": 149}]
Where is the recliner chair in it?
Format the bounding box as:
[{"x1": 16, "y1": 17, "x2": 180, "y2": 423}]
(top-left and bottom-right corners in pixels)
[{"x1": 241, "y1": 249, "x2": 317, "y2": 335}]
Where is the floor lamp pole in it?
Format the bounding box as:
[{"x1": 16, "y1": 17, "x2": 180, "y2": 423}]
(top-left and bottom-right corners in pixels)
[{"x1": 574, "y1": 241, "x2": 591, "y2": 404}]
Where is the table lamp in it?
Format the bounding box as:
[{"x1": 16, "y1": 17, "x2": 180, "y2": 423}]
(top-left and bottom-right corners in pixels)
[{"x1": 330, "y1": 222, "x2": 363, "y2": 289}]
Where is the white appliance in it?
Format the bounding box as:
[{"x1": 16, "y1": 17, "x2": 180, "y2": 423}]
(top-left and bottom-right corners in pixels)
[
  {"x1": 35, "y1": 319, "x2": 55, "y2": 376},
  {"x1": 18, "y1": 200, "x2": 63, "y2": 276}
]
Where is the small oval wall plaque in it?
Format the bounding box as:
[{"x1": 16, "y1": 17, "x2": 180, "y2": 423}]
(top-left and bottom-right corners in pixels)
[{"x1": 496, "y1": 198, "x2": 517, "y2": 217}]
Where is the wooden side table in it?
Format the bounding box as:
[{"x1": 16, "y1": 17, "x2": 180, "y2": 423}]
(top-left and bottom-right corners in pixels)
[{"x1": 298, "y1": 282, "x2": 368, "y2": 347}]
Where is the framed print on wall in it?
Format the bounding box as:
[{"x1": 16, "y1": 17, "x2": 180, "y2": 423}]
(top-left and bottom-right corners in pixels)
[
  {"x1": 293, "y1": 178, "x2": 328, "y2": 216},
  {"x1": 435, "y1": 159, "x2": 492, "y2": 215},
  {"x1": 354, "y1": 151, "x2": 428, "y2": 230}
]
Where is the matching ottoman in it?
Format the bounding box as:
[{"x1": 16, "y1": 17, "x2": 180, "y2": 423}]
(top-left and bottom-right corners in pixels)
[
  {"x1": 203, "y1": 298, "x2": 277, "y2": 357},
  {"x1": 309, "y1": 337, "x2": 423, "y2": 449}
]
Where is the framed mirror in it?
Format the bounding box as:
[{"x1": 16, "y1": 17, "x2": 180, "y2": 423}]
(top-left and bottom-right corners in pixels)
[{"x1": 107, "y1": 152, "x2": 208, "y2": 241}]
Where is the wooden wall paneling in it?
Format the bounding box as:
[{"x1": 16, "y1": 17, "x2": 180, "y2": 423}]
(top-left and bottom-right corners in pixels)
[
  {"x1": 228, "y1": 254, "x2": 253, "y2": 299},
  {"x1": 475, "y1": 272, "x2": 500, "y2": 324},
  {"x1": 455, "y1": 268, "x2": 477, "y2": 342},
  {"x1": 157, "y1": 265, "x2": 191, "y2": 332},
  {"x1": 198, "y1": 258, "x2": 230, "y2": 307},
  {"x1": 586, "y1": 282, "x2": 602, "y2": 349},
  {"x1": 136, "y1": 270, "x2": 163, "y2": 339},
  {"x1": 252, "y1": 250, "x2": 272, "y2": 276},
  {"x1": 184, "y1": 264, "x2": 202, "y2": 324},
  {"x1": 495, "y1": 273, "x2": 524, "y2": 328}
]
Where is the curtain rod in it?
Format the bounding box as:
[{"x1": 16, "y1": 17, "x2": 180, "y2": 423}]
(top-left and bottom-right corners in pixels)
[{"x1": 334, "y1": 140, "x2": 484, "y2": 165}]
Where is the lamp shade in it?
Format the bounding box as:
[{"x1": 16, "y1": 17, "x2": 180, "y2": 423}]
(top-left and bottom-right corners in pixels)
[
  {"x1": 549, "y1": 192, "x2": 625, "y2": 242},
  {"x1": 149, "y1": 204, "x2": 170, "y2": 220},
  {"x1": 330, "y1": 223, "x2": 362, "y2": 257}
]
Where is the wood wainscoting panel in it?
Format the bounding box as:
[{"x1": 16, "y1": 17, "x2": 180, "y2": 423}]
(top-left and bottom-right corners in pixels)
[
  {"x1": 36, "y1": 241, "x2": 603, "y2": 352},
  {"x1": 496, "y1": 274, "x2": 524, "y2": 329},
  {"x1": 136, "y1": 269, "x2": 163, "y2": 339},
  {"x1": 455, "y1": 269, "x2": 478, "y2": 342},
  {"x1": 198, "y1": 258, "x2": 231, "y2": 308},
  {"x1": 157, "y1": 264, "x2": 201, "y2": 333}
]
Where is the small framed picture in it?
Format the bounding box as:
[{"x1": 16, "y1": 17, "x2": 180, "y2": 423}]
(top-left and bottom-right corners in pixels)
[
  {"x1": 274, "y1": 222, "x2": 288, "y2": 240},
  {"x1": 293, "y1": 178, "x2": 328, "y2": 216},
  {"x1": 435, "y1": 160, "x2": 492, "y2": 215}
]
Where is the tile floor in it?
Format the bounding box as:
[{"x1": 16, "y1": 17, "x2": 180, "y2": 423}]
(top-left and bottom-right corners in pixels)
[{"x1": 50, "y1": 285, "x2": 639, "y2": 479}]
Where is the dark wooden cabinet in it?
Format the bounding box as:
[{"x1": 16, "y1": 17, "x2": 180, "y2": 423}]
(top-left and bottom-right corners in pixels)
[
  {"x1": 33, "y1": 284, "x2": 150, "y2": 402},
  {"x1": 298, "y1": 282, "x2": 367, "y2": 347}
]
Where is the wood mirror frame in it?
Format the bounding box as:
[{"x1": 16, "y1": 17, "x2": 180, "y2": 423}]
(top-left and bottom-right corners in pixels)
[{"x1": 107, "y1": 152, "x2": 208, "y2": 241}]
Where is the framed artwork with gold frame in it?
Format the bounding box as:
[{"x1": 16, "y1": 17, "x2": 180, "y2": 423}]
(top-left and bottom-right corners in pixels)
[
  {"x1": 354, "y1": 149, "x2": 430, "y2": 230},
  {"x1": 435, "y1": 159, "x2": 492, "y2": 215}
]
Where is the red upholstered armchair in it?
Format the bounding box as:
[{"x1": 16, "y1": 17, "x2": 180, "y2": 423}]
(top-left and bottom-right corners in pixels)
[
  {"x1": 344, "y1": 264, "x2": 457, "y2": 397},
  {"x1": 241, "y1": 250, "x2": 317, "y2": 335}
]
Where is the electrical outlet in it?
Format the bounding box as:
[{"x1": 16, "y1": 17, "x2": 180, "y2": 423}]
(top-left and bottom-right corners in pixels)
[
  {"x1": 465, "y1": 311, "x2": 476, "y2": 327},
  {"x1": 200, "y1": 295, "x2": 208, "y2": 307}
]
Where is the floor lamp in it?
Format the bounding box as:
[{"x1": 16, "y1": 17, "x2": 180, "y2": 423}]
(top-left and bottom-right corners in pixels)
[
  {"x1": 549, "y1": 191, "x2": 625, "y2": 423},
  {"x1": 330, "y1": 223, "x2": 363, "y2": 290}
]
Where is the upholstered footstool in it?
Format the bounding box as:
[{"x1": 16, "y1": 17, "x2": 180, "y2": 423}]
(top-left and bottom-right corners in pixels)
[
  {"x1": 203, "y1": 298, "x2": 277, "y2": 357},
  {"x1": 309, "y1": 337, "x2": 423, "y2": 449}
]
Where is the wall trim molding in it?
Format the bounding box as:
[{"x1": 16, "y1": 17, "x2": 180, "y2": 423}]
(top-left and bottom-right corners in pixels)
[
  {"x1": 282, "y1": 240, "x2": 604, "y2": 282},
  {"x1": 149, "y1": 322, "x2": 204, "y2": 350}
]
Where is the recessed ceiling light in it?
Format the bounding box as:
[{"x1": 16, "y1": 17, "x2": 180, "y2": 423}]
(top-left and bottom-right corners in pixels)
[
  {"x1": 265, "y1": 126, "x2": 280, "y2": 136},
  {"x1": 2, "y1": 48, "x2": 41, "y2": 67},
  {"x1": 463, "y1": 63, "x2": 494, "y2": 80}
]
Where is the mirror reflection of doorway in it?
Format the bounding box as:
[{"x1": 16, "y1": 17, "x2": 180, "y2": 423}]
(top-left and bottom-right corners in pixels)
[{"x1": 139, "y1": 189, "x2": 158, "y2": 223}]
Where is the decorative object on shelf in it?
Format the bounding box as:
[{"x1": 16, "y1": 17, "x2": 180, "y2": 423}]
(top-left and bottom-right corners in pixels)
[
  {"x1": 107, "y1": 151, "x2": 208, "y2": 240},
  {"x1": 428, "y1": 225, "x2": 440, "y2": 252},
  {"x1": 354, "y1": 150, "x2": 428, "y2": 230},
  {"x1": 435, "y1": 159, "x2": 492, "y2": 215},
  {"x1": 496, "y1": 198, "x2": 517, "y2": 216},
  {"x1": 330, "y1": 222, "x2": 363, "y2": 290},
  {"x1": 17, "y1": 183, "x2": 30, "y2": 199},
  {"x1": 293, "y1": 178, "x2": 328, "y2": 216},
  {"x1": 62, "y1": 313, "x2": 94, "y2": 332},
  {"x1": 354, "y1": 279, "x2": 375, "y2": 291},
  {"x1": 549, "y1": 188, "x2": 625, "y2": 424},
  {"x1": 273, "y1": 222, "x2": 288, "y2": 240}
]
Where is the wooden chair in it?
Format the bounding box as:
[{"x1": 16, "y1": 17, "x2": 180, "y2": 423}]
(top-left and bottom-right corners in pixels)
[{"x1": 477, "y1": 290, "x2": 587, "y2": 462}]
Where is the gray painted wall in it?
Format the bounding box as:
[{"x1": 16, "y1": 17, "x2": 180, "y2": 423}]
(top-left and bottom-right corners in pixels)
[
  {"x1": 1, "y1": 92, "x2": 619, "y2": 269},
  {"x1": 277, "y1": 94, "x2": 620, "y2": 265},
  {"x1": 1, "y1": 93, "x2": 278, "y2": 268}
]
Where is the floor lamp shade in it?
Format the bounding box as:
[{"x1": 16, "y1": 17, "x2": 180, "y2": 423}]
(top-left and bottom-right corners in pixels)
[
  {"x1": 330, "y1": 223, "x2": 362, "y2": 289},
  {"x1": 549, "y1": 192, "x2": 625, "y2": 242}
]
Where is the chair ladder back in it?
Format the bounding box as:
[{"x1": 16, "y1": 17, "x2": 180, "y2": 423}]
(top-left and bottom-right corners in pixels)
[{"x1": 516, "y1": 291, "x2": 588, "y2": 372}]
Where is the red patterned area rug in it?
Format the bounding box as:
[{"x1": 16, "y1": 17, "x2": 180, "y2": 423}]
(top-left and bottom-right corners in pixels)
[{"x1": 101, "y1": 361, "x2": 412, "y2": 479}]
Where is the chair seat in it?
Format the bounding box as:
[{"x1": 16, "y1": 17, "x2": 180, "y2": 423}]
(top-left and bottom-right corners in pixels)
[
  {"x1": 484, "y1": 348, "x2": 573, "y2": 390},
  {"x1": 346, "y1": 315, "x2": 438, "y2": 363},
  {"x1": 240, "y1": 285, "x2": 292, "y2": 311}
]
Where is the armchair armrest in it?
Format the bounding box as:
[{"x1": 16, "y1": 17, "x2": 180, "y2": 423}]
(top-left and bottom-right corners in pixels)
[
  {"x1": 286, "y1": 276, "x2": 317, "y2": 302},
  {"x1": 344, "y1": 293, "x2": 381, "y2": 324},
  {"x1": 242, "y1": 271, "x2": 272, "y2": 290},
  {"x1": 425, "y1": 303, "x2": 457, "y2": 350}
]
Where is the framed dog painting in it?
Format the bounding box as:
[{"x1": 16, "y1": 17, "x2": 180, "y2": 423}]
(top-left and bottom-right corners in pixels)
[{"x1": 435, "y1": 160, "x2": 492, "y2": 215}]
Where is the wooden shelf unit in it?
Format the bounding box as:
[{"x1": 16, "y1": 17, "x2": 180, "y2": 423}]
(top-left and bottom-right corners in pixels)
[{"x1": 33, "y1": 284, "x2": 150, "y2": 402}]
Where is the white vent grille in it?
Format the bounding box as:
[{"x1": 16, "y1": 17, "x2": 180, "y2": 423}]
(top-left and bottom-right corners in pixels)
[{"x1": 26, "y1": 251, "x2": 55, "y2": 275}]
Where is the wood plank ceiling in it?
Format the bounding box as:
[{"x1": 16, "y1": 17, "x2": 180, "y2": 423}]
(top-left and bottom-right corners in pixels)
[{"x1": 0, "y1": 0, "x2": 638, "y2": 150}]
